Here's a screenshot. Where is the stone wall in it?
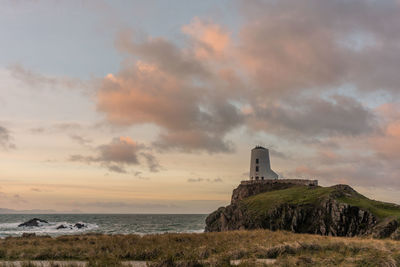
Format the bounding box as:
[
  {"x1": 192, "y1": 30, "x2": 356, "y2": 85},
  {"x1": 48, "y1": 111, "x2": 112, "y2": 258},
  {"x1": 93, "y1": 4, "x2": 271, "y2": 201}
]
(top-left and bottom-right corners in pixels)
[{"x1": 240, "y1": 179, "x2": 318, "y2": 186}]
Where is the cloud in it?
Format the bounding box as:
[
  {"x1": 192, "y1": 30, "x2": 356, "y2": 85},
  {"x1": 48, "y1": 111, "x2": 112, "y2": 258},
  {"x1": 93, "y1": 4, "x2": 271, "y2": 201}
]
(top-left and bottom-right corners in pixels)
[
  {"x1": 96, "y1": 0, "x2": 400, "y2": 153},
  {"x1": 187, "y1": 177, "x2": 223, "y2": 183},
  {"x1": 30, "y1": 188, "x2": 42, "y2": 192},
  {"x1": 0, "y1": 191, "x2": 26, "y2": 205},
  {"x1": 0, "y1": 126, "x2": 16, "y2": 150},
  {"x1": 64, "y1": 201, "x2": 180, "y2": 213},
  {"x1": 140, "y1": 152, "x2": 161, "y2": 172},
  {"x1": 54, "y1": 122, "x2": 82, "y2": 131},
  {"x1": 182, "y1": 17, "x2": 231, "y2": 60},
  {"x1": 247, "y1": 95, "x2": 377, "y2": 140},
  {"x1": 237, "y1": 0, "x2": 400, "y2": 95},
  {"x1": 29, "y1": 127, "x2": 45, "y2": 134},
  {"x1": 285, "y1": 104, "x2": 400, "y2": 189},
  {"x1": 97, "y1": 38, "x2": 243, "y2": 153},
  {"x1": 28, "y1": 122, "x2": 84, "y2": 135},
  {"x1": 115, "y1": 30, "x2": 211, "y2": 78},
  {"x1": 69, "y1": 136, "x2": 159, "y2": 174},
  {"x1": 8, "y1": 64, "x2": 90, "y2": 92},
  {"x1": 106, "y1": 164, "x2": 127, "y2": 174},
  {"x1": 90, "y1": 0, "x2": 400, "y2": 193},
  {"x1": 70, "y1": 134, "x2": 92, "y2": 146}
]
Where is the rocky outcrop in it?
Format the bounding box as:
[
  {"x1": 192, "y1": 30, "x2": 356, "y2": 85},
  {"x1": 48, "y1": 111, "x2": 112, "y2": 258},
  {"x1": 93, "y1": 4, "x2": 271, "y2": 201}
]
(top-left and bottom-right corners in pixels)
[
  {"x1": 18, "y1": 218, "x2": 48, "y2": 227},
  {"x1": 206, "y1": 198, "x2": 377, "y2": 236},
  {"x1": 372, "y1": 218, "x2": 399, "y2": 238},
  {"x1": 74, "y1": 223, "x2": 85, "y2": 229},
  {"x1": 206, "y1": 182, "x2": 400, "y2": 239},
  {"x1": 56, "y1": 223, "x2": 86, "y2": 230}
]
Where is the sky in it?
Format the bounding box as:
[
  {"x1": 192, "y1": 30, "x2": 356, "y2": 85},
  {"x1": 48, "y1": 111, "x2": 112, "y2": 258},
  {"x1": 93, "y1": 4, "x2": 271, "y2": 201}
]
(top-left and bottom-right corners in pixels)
[{"x1": 1, "y1": 0, "x2": 400, "y2": 213}]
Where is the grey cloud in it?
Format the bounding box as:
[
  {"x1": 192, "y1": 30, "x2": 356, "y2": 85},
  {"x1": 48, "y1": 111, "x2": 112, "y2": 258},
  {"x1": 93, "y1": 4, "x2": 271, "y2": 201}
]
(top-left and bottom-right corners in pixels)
[
  {"x1": 106, "y1": 164, "x2": 127, "y2": 174},
  {"x1": 69, "y1": 154, "x2": 97, "y2": 164},
  {"x1": 238, "y1": 0, "x2": 400, "y2": 95},
  {"x1": 116, "y1": 31, "x2": 211, "y2": 78},
  {"x1": 9, "y1": 64, "x2": 91, "y2": 92},
  {"x1": 248, "y1": 95, "x2": 377, "y2": 139},
  {"x1": 187, "y1": 177, "x2": 223, "y2": 183},
  {"x1": 70, "y1": 134, "x2": 92, "y2": 146},
  {"x1": 0, "y1": 126, "x2": 16, "y2": 150},
  {"x1": 29, "y1": 123, "x2": 84, "y2": 136},
  {"x1": 97, "y1": 138, "x2": 141, "y2": 165},
  {"x1": 140, "y1": 152, "x2": 161, "y2": 173},
  {"x1": 155, "y1": 130, "x2": 235, "y2": 154},
  {"x1": 269, "y1": 149, "x2": 290, "y2": 160},
  {"x1": 69, "y1": 137, "x2": 159, "y2": 174},
  {"x1": 54, "y1": 122, "x2": 82, "y2": 131},
  {"x1": 29, "y1": 127, "x2": 45, "y2": 134}
]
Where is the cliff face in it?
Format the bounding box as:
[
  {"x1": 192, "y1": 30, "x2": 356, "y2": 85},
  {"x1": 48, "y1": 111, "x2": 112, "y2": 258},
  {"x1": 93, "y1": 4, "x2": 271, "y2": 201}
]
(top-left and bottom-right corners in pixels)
[{"x1": 206, "y1": 182, "x2": 400, "y2": 239}]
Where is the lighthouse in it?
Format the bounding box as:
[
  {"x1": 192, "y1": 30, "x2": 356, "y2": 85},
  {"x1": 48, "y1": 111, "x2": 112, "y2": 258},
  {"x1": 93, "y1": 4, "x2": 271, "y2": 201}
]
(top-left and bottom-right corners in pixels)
[{"x1": 249, "y1": 146, "x2": 278, "y2": 180}]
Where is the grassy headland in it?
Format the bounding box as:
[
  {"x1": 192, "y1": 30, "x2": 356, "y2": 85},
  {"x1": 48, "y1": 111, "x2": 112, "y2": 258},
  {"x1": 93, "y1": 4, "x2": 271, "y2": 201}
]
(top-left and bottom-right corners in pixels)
[
  {"x1": 1, "y1": 230, "x2": 400, "y2": 266},
  {"x1": 242, "y1": 185, "x2": 400, "y2": 221}
]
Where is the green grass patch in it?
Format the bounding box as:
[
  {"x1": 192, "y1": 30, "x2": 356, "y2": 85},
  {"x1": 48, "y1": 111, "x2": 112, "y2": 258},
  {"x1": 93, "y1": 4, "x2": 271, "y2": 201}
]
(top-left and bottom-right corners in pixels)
[
  {"x1": 337, "y1": 195, "x2": 400, "y2": 220},
  {"x1": 242, "y1": 186, "x2": 335, "y2": 216}
]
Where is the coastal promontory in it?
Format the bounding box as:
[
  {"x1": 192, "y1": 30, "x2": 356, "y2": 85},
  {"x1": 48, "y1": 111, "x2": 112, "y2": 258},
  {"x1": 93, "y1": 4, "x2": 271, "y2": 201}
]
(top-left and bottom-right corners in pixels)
[{"x1": 205, "y1": 180, "x2": 400, "y2": 240}]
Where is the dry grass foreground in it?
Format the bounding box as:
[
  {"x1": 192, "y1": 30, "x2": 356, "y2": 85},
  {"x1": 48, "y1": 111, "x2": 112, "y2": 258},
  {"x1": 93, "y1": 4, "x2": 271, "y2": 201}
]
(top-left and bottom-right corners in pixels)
[{"x1": 1, "y1": 230, "x2": 400, "y2": 266}]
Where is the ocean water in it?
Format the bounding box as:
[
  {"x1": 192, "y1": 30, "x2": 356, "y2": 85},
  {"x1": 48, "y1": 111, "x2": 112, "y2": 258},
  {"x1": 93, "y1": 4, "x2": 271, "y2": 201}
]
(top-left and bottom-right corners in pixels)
[{"x1": 0, "y1": 214, "x2": 207, "y2": 238}]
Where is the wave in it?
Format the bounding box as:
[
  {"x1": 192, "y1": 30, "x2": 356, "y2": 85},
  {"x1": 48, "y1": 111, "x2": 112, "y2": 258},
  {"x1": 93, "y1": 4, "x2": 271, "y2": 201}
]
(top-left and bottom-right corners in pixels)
[{"x1": 0, "y1": 221, "x2": 99, "y2": 238}]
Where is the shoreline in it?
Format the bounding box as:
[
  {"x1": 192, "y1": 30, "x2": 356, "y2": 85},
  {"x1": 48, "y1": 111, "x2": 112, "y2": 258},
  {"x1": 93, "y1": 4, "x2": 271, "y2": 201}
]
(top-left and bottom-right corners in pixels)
[{"x1": 0, "y1": 214, "x2": 207, "y2": 238}]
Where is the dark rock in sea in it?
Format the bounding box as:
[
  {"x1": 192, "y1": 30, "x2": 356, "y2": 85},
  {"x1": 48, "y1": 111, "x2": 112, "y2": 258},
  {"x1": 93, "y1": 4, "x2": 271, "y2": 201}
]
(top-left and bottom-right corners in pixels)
[
  {"x1": 56, "y1": 224, "x2": 67, "y2": 229},
  {"x1": 18, "y1": 218, "x2": 48, "y2": 227},
  {"x1": 74, "y1": 223, "x2": 85, "y2": 229},
  {"x1": 21, "y1": 233, "x2": 36, "y2": 238},
  {"x1": 205, "y1": 180, "x2": 400, "y2": 239}
]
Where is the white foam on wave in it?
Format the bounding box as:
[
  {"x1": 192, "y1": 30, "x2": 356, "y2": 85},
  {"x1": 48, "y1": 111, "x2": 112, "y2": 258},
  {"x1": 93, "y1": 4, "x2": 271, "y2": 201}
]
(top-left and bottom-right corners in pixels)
[{"x1": 0, "y1": 221, "x2": 99, "y2": 238}]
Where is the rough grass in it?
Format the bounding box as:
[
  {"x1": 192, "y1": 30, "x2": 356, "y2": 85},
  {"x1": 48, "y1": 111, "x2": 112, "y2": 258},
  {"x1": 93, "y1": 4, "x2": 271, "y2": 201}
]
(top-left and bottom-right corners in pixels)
[
  {"x1": 0, "y1": 230, "x2": 400, "y2": 266},
  {"x1": 338, "y1": 194, "x2": 400, "y2": 220},
  {"x1": 242, "y1": 186, "x2": 335, "y2": 216}
]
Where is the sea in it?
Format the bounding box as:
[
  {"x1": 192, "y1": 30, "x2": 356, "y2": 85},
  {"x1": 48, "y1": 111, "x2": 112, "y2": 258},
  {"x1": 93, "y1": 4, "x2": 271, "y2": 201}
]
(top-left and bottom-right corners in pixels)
[{"x1": 0, "y1": 214, "x2": 207, "y2": 238}]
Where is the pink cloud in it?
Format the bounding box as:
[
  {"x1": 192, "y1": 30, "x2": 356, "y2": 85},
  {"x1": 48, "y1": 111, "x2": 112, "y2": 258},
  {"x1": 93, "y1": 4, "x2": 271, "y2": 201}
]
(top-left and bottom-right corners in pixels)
[{"x1": 182, "y1": 17, "x2": 231, "y2": 60}]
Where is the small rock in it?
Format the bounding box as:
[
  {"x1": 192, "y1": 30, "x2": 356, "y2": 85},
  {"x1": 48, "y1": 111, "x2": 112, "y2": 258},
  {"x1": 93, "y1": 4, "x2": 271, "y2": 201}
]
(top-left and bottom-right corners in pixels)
[
  {"x1": 74, "y1": 223, "x2": 85, "y2": 229},
  {"x1": 18, "y1": 218, "x2": 48, "y2": 227},
  {"x1": 56, "y1": 224, "x2": 68, "y2": 229}
]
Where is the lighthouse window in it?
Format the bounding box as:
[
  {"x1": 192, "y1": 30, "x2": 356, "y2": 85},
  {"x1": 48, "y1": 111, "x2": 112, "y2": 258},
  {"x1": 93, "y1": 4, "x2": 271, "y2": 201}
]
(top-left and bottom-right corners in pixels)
[
  {"x1": 256, "y1": 166, "x2": 259, "y2": 172},
  {"x1": 256, "y1": 158, "x2": 259, "y2": 164}
]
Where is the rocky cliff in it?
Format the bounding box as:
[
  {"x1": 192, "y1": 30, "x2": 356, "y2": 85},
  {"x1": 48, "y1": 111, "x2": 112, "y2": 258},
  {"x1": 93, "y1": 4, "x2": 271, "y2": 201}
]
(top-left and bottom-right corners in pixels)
[{"x1": 205, "y1": 181, "x2": 400, "y2": 239}]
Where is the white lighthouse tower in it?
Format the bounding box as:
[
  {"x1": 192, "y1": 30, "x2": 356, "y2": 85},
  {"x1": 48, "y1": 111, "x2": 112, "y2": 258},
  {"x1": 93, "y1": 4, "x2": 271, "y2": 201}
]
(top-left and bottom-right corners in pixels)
[{"x1": 249, "y1": 146, "x2": 278, "y2": 180}]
